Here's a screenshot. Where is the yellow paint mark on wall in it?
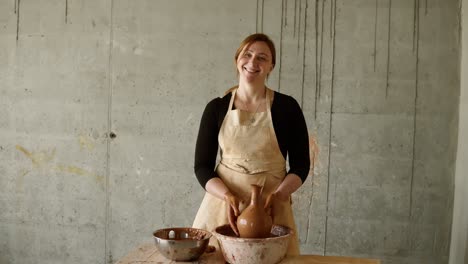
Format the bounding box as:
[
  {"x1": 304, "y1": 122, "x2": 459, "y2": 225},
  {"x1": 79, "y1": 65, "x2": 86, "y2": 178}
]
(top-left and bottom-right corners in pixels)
[
  {"x1": 78, "y1": 135, "x2": 95, "y2": 151},
  {"x1": 16, "y1": 145, "x2": 103, "y2": 184},
  {"x1": 54, "y1": 165, "x2": 103, "y2": 183},
  {"x1": 15, "y1": 145, "x2": 56, "y2": 167}
]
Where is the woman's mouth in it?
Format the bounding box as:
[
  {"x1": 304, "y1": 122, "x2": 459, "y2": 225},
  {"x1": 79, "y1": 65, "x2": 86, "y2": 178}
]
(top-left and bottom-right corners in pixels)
[{"x1": 243, "y1": 67, "x2": 259, "y2": 74}]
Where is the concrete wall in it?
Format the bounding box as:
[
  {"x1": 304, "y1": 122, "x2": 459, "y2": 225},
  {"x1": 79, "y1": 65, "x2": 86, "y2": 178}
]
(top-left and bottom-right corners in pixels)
[
  {"x1": 0, "y1": 1, "x2": 460, "y2": 264},
  {"x1": 449, "y1": 0, "x2": 468, "y2": 263}
]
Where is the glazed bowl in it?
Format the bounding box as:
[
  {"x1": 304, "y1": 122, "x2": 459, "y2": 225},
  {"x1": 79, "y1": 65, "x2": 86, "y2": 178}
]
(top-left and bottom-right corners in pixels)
[
  {"x1": 213, "y1": 224, "x2": 292, "y2": 264},
  {"x1": 152, "y1": 227, "x2": 212, "y2": 261}
]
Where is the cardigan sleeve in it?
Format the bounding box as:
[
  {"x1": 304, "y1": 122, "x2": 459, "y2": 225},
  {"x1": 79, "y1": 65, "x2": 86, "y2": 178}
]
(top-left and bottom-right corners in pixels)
[
  {"x1": 194, "y1": 98, "x2": 222, "y2": 189},
  {"x1": 283, "y1": 96, "x2": 310, "y2": 183}
]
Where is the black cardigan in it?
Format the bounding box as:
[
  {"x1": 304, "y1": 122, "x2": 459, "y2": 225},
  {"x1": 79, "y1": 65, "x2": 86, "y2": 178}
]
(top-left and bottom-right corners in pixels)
[{"x1": 194, "y1": 91, "x2": 310, "y2": 189}]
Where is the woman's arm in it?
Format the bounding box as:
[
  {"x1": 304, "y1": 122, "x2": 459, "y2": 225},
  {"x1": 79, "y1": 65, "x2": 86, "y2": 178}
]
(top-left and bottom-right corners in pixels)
[
  {"x1": 194, "y1": 99, "x2": 221, "y2": 189},
  {"x1": 285, "y1": 96, "x2": 310, "y2": 184}
]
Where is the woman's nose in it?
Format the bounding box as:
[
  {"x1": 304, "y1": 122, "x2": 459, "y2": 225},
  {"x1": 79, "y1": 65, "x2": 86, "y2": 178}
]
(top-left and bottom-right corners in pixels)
[{"x1": 248, "y1": 56, "x2": 258, "y2": 64}]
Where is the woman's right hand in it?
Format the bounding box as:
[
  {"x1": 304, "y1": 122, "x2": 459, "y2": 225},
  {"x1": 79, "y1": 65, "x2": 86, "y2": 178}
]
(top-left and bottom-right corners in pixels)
[{"x1": 223, "y1": 192, "x2": 240, "y2": 236}]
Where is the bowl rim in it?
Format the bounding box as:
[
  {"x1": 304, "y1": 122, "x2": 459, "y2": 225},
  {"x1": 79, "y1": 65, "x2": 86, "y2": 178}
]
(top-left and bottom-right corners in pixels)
[
  {"x1": 153, "y1": 227, "x2": 212, "y2": 241},
  {"x1": 213, "y1": 224, "x2": 292, "y2": 242}
]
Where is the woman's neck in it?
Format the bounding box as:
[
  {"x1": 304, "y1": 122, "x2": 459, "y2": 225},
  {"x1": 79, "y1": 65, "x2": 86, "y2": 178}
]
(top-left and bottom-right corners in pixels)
[{"x1": 237, "y1": 80, "x2": 266, "y2": 102}]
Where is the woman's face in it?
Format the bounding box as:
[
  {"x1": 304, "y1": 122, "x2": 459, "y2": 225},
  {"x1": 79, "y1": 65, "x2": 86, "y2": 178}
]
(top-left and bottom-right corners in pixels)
[{"x1": 236, "y1": 41, "x2": 274, "y2": 83}]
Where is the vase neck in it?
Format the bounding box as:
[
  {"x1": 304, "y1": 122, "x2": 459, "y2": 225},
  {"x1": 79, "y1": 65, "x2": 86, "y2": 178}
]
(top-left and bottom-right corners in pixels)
[{"x1": 250, "y1": 185, "x2": 261, "y2": 205}]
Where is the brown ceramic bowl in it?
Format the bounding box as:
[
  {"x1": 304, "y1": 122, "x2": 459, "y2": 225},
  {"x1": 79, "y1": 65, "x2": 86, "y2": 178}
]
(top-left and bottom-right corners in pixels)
[
  {"x1": 153, "y1": 227, "x2": 212, "y2": 261},
  {"x1": 213, "y1": 224, "x2": 292, "y2": 264}
]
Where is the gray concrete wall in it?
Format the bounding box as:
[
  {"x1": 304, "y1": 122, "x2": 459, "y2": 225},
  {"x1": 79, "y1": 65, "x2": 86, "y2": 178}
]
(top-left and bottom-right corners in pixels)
[
  {"x1": 0, "y1": 1, "x2": 460, "y2": 264},
  {"x1": 449, "y1": 0, "x2": 468, "y2": 263}
]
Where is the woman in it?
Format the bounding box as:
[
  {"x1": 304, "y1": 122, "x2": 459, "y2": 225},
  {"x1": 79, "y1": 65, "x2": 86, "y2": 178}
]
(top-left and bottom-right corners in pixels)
[{"x1": 192, "y1": 33, "x2": 310, "y2": 255}]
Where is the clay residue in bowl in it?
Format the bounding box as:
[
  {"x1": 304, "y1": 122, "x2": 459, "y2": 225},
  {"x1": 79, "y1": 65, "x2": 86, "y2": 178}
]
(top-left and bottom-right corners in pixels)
[
  {"x1": 216, "y1": 224, "x2": 288, "y2": 239},
  {"x1": 153, "y1": 227, "x2": 211, "y2": 241}
]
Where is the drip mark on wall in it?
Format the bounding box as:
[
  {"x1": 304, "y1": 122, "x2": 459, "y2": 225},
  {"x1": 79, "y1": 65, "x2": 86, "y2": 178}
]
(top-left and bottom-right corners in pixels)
[
  {"x1": 279, "y1": 0, "x2": 284, "y2": 92},
  {"x1": 14, "y1": 0, "x2": 16, "y2": 13},
  {"x1": 425, "y1": 0, "x2": 428, "y2": 15},
  {"x1": 314, "y1": 0, "x2": 319, "y2": 120},
  {"x1": 261, "y1": 0, "x2": 264, "y2": 33},
  {"x1": 386, "y1": 0, "x2": 392, "y2": 97},
  {"x1": 409, "y1": 0, "x2": 420, "y2": 219},
  {"x1": 318, "y1": 0, "x2": 325, "y2": 97},
  {"x1": 298, "y1": 0, "x2": 302, "y2": 53},
  {"x1": 324, "y1": 0, "x2": 337, "y2": 255},
  {"x1": 305, "y1": 133, "x2": 319, "y2": 243},
  {"x1": 294, "y1": 0, "x2": 298, "y2": 37},
  {"x1": 412, "y1": 0, "x2": 418, "y2": 52},
  {"x1": 65, "y1": 0, "x2": 69, "y2": 24},
  {"x1": 330, "y1": 0, "x2": 333, "y2": 39},
  {"x1": 300, "y1": 0, "x2": 308, "y2": 109},
  {"x1": 16, "y1": 0, "x2": 20, "y2": 43},
  {"x1": 284, "y1": 0, "x2": 288, "y2": 26},
  {"x1": 373, "y1": 0, "x2": 378, "y2": 72}
]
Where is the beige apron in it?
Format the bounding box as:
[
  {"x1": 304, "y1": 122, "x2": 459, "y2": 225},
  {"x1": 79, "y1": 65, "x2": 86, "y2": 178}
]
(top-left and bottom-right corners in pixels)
[{"x1": 193, "y1": 87, "x2": 300, "y2": 256}]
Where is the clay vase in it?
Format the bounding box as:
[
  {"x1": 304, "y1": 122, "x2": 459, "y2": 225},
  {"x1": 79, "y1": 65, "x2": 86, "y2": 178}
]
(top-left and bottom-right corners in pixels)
[{"x1": 236, "y1": 184, "x2": 273, "y2": 238}]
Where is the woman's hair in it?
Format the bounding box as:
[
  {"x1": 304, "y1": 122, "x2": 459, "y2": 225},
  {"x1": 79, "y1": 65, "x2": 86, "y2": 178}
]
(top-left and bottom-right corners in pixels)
[{"x1": 234, "y1": 33, "x2": 276, "y2": 67}]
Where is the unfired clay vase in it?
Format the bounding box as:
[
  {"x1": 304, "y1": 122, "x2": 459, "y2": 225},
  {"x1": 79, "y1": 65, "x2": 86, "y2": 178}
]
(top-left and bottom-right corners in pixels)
[{"x1": 236, "y1": 184, "x2": 272, "y2": 238}]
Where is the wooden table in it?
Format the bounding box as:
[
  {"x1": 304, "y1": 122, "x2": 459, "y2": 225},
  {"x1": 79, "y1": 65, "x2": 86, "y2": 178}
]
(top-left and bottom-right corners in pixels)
[{"x1": 116, "y1": 243, "x2": 380, "y2": 264}]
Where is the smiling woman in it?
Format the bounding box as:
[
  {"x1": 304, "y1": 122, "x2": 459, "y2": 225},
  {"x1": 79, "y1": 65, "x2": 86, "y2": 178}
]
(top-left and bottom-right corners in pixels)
[{"x1": 192, "y1": 33, "x2": 310, "y2": 256}]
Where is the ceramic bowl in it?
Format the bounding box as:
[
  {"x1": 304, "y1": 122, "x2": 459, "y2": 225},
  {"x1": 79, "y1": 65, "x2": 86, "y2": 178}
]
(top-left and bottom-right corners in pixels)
[
  {"x1": 152, "y1": 227, "x2": 212, "y2": 261},
  {"x1": 213, "y1": 224, "x2": 292, "y2": 264}
]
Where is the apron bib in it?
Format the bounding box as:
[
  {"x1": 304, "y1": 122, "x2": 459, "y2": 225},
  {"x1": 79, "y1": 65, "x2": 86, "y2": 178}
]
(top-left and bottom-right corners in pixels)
[{"x1": 193, "y1": 87, "x2": 300, "y2": 255}]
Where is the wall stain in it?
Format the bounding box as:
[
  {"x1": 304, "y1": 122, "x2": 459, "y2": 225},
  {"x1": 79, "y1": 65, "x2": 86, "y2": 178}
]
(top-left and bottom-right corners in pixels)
[
  {"x1": 309, "y1": 134, "x2": 320, "y2": 173},
  {"x1": 54, "y1": 165, "x2": 104, "y2": 183},
  {"x1": 15, "y1": 145, "x2": 103, "y2": 183},
  {"x1": 16, "y1": 145, "x2": 56, "y2": 167},
  {"x1": 79, "y1": 135, "x2": 95, "y2": 151},
  {"x1": 14, "y1": 0, "x2": 16, "y2": 13}
]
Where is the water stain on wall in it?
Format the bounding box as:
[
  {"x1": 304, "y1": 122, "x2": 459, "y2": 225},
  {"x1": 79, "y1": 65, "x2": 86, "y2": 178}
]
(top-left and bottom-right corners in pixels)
[{"x1": 15, "y1": 145, "x2": 103, "y2": 183}]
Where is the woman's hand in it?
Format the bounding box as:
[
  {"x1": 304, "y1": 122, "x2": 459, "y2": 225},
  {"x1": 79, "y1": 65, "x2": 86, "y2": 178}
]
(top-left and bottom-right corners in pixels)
[
  {"x1": 264, "y1": 191, "x2": 288, "y2": 217},
  {"x1": 223, "y1": 192, "x2": 240, "y2": 236}
]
